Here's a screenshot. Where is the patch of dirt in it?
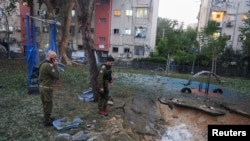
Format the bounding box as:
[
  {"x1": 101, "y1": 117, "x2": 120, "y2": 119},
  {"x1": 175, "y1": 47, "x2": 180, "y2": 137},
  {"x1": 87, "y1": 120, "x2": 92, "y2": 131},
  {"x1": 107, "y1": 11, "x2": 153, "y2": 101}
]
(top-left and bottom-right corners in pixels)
[
  {"x1": 108, "y1": 73, "x2": 250, "y2": 141},
  {"x1": 156, "y1": 100, "x2": 250, "y2": 141}
]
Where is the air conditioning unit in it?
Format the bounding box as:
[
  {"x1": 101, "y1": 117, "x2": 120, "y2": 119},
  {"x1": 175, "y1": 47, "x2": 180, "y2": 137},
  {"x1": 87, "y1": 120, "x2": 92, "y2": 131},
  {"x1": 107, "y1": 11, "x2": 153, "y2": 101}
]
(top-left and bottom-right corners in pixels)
[
  {"x1": 216, "y1": 22, "x2": 222, "y2": 28},
  {"x1": 127, "y1": 53, "x2": 132, "y2": 58}
]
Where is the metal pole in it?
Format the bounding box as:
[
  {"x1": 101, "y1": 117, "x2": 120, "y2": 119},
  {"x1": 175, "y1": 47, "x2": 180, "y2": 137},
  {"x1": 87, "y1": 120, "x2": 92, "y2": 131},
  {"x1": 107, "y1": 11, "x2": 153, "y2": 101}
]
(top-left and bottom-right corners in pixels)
[
  {"x1": 162, "y1": 28, "x2": 165, "y2": 38},
  {"x1": 232, "y1": 2, "x2": 240, "y2": 52},
  {"x1": 191, "y1": 59, "x2": 195, "y2": 74}
]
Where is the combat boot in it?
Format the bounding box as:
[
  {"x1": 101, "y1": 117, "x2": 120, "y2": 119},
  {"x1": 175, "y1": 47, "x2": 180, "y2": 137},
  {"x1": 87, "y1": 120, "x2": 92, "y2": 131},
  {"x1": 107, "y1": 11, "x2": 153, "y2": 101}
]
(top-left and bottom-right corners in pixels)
[
  {"x1": 103, "y1": 106, "x2": 108, "y2": 113},
  {"x1": 99, "y1": 108, "x2": 108, "y2": 116}
]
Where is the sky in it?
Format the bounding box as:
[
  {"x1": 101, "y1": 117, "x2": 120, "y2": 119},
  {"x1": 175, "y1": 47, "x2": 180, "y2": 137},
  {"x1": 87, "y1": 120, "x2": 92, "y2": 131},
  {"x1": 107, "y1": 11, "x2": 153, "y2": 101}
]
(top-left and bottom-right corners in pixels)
[{"x1": 158, "y1": 0, "x2": 201, "y2": 27}]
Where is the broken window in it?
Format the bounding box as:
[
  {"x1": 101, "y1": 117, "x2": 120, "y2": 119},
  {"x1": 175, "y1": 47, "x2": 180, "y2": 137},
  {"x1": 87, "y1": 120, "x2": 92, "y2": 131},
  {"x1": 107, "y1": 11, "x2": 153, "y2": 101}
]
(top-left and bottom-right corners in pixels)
[{"x1": 135, "y1": 26, "x2": 147, "y2": 38}]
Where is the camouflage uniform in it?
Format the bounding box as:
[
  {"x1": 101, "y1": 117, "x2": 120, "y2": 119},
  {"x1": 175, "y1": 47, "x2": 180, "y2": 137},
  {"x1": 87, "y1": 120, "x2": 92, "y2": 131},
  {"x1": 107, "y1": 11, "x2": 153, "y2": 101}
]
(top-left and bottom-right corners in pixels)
[
  {"x1": 38, "y1": 60, "x2": 59, "y2": 124},
  {"x1": 97, "y1": 64, "x2": 112, "y2": 114}
]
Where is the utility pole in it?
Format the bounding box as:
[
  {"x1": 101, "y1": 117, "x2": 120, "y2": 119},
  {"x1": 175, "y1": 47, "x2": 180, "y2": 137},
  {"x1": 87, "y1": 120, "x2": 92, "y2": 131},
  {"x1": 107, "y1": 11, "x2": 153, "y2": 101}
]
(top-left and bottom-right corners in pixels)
[{"x1": 162, "y1": 28, "x2": 165, "y2": 38}]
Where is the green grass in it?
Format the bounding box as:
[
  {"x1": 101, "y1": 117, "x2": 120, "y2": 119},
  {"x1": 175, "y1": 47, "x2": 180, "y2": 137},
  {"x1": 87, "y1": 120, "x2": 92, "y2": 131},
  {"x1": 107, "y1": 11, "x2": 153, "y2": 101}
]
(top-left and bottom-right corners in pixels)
[
  {"x1": 114, "y1": 67, "x2": 250, "y2": 95},
  {"x1": 0, "y1": 59, "x2": 250, "y2": 141}
]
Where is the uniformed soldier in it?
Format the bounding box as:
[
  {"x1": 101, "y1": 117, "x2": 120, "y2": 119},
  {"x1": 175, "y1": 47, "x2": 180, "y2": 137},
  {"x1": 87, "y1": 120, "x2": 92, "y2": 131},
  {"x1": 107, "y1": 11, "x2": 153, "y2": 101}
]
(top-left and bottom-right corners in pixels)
[
  {"x1": 38, "y1": 50, "x2": 59, "y2": 126},
  {"x1": 97, "y1": 56, "x2": 115, "y2": 116}
]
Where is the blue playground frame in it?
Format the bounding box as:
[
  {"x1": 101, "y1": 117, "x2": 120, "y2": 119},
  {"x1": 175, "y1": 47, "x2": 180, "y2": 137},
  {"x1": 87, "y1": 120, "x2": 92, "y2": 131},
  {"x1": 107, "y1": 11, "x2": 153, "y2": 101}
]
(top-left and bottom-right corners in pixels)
[{"x1": 25, "y1": 14, "x2": 58, "y2": 93}]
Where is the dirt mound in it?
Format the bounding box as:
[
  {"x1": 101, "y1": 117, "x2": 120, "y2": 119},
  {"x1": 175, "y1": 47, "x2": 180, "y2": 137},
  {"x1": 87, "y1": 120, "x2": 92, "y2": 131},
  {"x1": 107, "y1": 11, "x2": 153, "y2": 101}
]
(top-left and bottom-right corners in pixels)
[{"x1": 157, "y1": 101, "x2": 250, "y2": 140}]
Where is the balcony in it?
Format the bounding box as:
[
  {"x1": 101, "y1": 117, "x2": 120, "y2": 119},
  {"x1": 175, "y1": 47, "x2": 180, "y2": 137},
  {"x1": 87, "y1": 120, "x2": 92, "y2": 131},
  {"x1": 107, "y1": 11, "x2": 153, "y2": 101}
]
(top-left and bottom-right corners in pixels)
[
  {"x1": 211, "y1": 5, "x2": 227, "y2": 12},
  {"x1": 211, "y1": 0, "x2": 229, "y2": 12},
  {"x1": 226, "y1": 20, "x2": 235, "y2": 27}
]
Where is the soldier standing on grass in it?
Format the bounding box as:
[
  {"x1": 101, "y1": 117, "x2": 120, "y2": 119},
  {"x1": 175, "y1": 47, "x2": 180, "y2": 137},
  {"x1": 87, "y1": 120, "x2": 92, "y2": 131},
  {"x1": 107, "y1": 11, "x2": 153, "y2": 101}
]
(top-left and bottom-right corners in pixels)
[
  {"x1": 38, "y1": 50, "x2": 59, "y2": 127},
  {"x1": 97, "y1": 56, "x2": 115, "y2": 116}
]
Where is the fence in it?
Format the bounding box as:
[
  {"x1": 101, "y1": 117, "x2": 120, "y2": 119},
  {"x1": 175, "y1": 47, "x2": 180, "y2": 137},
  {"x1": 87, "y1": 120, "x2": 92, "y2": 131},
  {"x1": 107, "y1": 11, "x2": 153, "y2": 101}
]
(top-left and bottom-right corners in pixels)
[{"x1": 114, "y1": 61, "x2": 250, "y2": 79}]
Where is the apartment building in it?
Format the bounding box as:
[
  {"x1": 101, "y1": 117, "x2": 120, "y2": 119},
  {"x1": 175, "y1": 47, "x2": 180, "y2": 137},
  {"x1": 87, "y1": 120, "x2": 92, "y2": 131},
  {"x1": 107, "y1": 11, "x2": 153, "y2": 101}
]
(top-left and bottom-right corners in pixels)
[
  {"x1": 1, "y1": 0, "x2": 159, "y2": 61},
  {"x1": 197, "y1": 0, "x2": 250, "y2": 51},
  {"x1": 93, "y1": 0, "x2": 159, "y2": 60},
  {"x1": 32, "y1": 0, "x2": 159, "y2": 61},
  {"x1": 0, "y1": 1, "x2": 29, "y2": 56}
]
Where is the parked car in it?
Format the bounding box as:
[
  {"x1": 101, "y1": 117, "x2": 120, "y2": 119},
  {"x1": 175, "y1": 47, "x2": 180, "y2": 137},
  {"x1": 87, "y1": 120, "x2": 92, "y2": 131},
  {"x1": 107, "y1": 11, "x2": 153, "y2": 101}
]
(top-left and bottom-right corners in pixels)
[{"x1": 71, "y1": 51, "x2": 87, "y2": 64}]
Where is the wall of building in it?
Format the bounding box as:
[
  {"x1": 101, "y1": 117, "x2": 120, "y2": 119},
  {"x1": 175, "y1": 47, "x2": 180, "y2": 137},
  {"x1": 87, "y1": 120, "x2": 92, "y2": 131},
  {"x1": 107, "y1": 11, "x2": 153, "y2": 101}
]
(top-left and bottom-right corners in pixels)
[
  {"x1": 4, "y1": 0, "x2": 159, "y2": 60},
  {"x1": 0, "y1": 1, "x2": 29, "y2": 55},
  {"x1": 198, "y1": 0, "x2": 250, "y2": 51},
  {"x1": 94, "y1": 0, "x2": 111, "y2": 53},
  {"x1": 109, "y1": 0, "x2": 159, "y2": 60}
]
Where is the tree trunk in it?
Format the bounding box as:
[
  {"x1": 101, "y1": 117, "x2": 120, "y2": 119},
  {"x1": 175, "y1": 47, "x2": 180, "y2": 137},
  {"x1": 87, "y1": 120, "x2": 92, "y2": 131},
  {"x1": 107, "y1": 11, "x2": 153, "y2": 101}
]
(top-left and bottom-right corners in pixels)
[
  {"x1": 42, "y1": 0, "x2": 74, "y2": 64},
  {"x1": 76, "y1": 0, "x2": 98, "y2": 102},
  {"x1": 43, "y1": 0, "x2": 55, "y2": 19},
  {"x1": 59, "y1": 1, "x2": 75, "y2": 65}
]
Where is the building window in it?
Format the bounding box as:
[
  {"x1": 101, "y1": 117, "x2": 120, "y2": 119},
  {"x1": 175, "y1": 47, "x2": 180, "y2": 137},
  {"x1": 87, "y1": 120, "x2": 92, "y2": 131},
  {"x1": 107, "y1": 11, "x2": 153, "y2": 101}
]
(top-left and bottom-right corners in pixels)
[
  {"x1": 99, "y1": 45, "x2": 105, "y2": 49},
  {"x1": 126, "y1": 10, "x2": 132, "y2": 16},
  {"x1": 90, "y1": 28, "x2": 94, "y2": 33},
  {"x1": 242, "y1": 14, "x2": 250, "y2": 21},
  {"x1": 124, "y1": 48, "x2": 130, "y2": 53},
  {"x1": 124, "y1": 29, "x2": 131, "y2": 35},
  {"x1": 55, "y1": 8, "x2": 59, "y2": 15},
  {"x1": 78, "y1": 27, "x2": 82, "y2": 33},
  {"x1": 99, "y1": 37, "x2": 105, "y2": 42},
  {"x1": 44, "y1": 43, "x2": 49, "y2": 48},
  {"x1": 70, "y1": 26, "x2": 75, "y2": 35},
  {"x1": 99, "y1": 18, "x2": 106, "y2": 23},
  {"x1": 16, "y1": 26, "x2": 21, "y2": 32},
  {"x1": 43, "y1": 27, "x2": 49, "y2": 33},
  {"x1": 136, "y1": 8, "x2": 148, "y2": 18},
  {"x1": 9, "y1": 26, "x2": 14, "y2": 32},
  {"x1": 71, "y1": 9, "x2": 75, "y2": 17},
  {"x1": 114, "y1": 10, "x2": 121, "y2": 16},
  {"x1": 114, "y1": 29, "x2": 119, "y2": 34},
  {"x1": 238, "y1": 35, "x2": 246, "y2": 41},
  {"x1": 36, "y1": 27, "x2": 40, "y2": 33},
  {"x1": 226, "y1": 35, "x2": 231, "y2": 41},
  {"x1": 227, "y1": 15, "x2": 236, "y2": 21},
  {"x1": 135, "y1": 26, "x2": 147, "y2": 38},
  {"x1": 101, "y1": 0, "x2": 109, "y2": 4},
  {"x1": 78, "y1": 45, "x2": 83, "y2": 50},
  {"x1": 211, "y1": 11, "x2": 224, "y2": 21},
  {"x1": 112, "y1": 47, "x2": 118, "y2": 53},
  {"x1": 134, "y1": 46, "x2": 144, "y2": 55}
]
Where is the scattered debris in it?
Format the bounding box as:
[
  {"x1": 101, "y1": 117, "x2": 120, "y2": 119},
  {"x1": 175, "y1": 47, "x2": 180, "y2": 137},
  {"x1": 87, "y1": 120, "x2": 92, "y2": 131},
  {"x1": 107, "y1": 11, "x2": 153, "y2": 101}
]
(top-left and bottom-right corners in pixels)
[
  {"x1": 52, "y1": 117, "x2": 83, "y2": 130},
  {"x1": 161, "y1": 124, "x2": 192, "y2": 141},
  {"x1": 78, "y1": 89, "x2": 94, "y2": 102}
]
